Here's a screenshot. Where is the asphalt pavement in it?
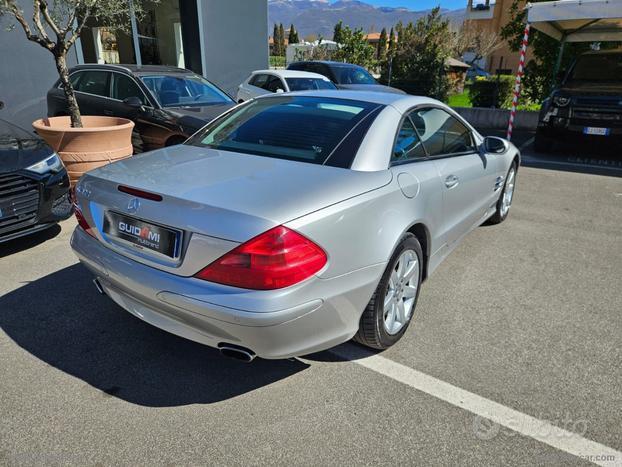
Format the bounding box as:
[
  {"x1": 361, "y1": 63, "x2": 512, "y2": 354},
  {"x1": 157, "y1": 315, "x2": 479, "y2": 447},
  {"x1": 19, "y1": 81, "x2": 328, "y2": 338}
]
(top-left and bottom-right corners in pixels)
[{"x1": 1, "y1": 163, "x2": 621, "y2": 466}]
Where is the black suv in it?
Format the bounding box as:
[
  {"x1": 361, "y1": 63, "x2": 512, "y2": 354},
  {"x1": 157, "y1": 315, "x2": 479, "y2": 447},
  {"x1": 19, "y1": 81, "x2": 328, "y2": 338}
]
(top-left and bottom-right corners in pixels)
[
  {"x1": 287, "y1": 61, "x2": 405, "y2": 94},
  {"x1": 0, "y1": 119, "x2": 72, "y2": 243},
  {"x1": 535, "y1": 50, "x2": 622, "y2": 152},
  {"x1": 47, "y1": 65, "x2": 235, "y2": 152}
]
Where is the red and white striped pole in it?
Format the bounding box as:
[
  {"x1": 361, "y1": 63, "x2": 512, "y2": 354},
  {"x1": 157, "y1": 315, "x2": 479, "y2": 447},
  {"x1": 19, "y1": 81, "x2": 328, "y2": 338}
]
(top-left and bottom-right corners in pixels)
[{"x1": 506, "y1": 23, "x2": 531, "y2": 141}]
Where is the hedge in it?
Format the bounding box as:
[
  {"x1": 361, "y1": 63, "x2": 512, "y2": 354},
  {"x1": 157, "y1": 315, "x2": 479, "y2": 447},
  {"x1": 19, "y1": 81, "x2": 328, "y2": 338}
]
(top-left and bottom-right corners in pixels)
[{"x1": 468, "y1": 75, "x2": 514, "y2": 109}]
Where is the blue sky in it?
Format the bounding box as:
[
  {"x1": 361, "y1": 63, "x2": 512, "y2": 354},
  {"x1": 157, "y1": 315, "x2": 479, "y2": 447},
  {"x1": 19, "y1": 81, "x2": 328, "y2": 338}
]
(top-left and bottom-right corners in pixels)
[{"x1": 355, "y1": 0, "x2": 466, "y2": 11}]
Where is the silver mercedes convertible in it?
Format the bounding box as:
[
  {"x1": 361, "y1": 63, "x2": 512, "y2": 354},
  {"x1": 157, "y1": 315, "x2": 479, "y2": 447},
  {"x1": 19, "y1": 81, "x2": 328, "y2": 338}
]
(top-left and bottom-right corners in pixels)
[{"x1": 71, "y1": 91, "x2": 519, "y2": 361}]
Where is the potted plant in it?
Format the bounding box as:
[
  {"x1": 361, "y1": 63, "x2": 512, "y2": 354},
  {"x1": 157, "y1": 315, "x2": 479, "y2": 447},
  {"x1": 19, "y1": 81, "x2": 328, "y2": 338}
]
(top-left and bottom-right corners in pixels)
[{"x1": 0, "y1": 0, "x2": 149, "y2": 186}]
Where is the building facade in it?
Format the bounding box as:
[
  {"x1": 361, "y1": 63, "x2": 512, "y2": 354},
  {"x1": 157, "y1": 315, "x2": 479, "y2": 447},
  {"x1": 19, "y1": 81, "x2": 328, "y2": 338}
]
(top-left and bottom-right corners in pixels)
[
  {"x1": 465, "y1": 0, "x2": 531, "y2": 74},
  {"x1": 0, "y1": 0, "x2": 268, "y2": 129}
]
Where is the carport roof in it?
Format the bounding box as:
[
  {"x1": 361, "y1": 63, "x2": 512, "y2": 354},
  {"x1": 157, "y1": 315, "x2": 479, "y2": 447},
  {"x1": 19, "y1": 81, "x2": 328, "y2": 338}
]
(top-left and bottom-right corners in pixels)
[{"x1": 527, "y1": 0, "x2": 622, "y2": 42}]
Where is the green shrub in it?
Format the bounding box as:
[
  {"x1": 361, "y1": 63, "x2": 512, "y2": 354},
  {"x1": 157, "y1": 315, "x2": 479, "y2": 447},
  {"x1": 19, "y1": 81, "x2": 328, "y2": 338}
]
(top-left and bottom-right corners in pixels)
[
  {"x1": 269, "y1": 56, "x2": 286, "y2": 68},
  {"x1": 468, "y1": 76, "x2": 514, "y2": 108}
]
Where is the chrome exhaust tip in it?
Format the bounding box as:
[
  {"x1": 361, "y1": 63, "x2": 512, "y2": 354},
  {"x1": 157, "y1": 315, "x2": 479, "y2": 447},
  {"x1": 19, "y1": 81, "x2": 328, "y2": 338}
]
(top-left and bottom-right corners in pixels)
[
  {"x1": 219, "y1": 344, "x2": 256, "y2": 363},
  {"x1": 93, "y1": 278, "x2": 105, "y2": 295}
]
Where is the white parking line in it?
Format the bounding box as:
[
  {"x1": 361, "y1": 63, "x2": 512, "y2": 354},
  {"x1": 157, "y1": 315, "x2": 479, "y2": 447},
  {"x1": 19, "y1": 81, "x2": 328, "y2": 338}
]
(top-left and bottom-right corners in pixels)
[{"x1": 331, "y1": 345, "x2": 622, "y2": 466}]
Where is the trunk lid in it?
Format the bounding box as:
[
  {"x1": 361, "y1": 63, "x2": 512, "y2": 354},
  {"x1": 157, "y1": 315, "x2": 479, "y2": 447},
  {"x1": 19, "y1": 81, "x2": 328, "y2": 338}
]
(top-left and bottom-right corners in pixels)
[{"x1": 77, "y1": 145, "x2": 391, "y2": 272}]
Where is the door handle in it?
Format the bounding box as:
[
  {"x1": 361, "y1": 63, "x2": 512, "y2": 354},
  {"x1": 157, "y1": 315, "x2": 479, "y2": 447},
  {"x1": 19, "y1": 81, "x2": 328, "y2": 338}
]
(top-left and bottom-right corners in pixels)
[
  {"x1": 445, "y1": 175, "x2": 459, "y2": 188},
  {"x1": 103, "y1": 109, "x2": 113, "y2": 116}
]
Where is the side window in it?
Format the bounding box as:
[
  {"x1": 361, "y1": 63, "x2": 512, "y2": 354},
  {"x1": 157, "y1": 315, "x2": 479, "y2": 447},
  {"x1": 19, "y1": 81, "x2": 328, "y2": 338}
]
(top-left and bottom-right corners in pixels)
[
  {"x1": 73, "y1": 71, "x2": 111, "y2": 97},
  {"x1": 112, "y1": 74, "x2": 146, "y2": 103},
  {"x1": 265, "y1": 76, "x2": 285, "y2": 93},
  {"x1": 250, "y1": 74, "x2": 269, "y2": 88},
  {"x1": 412, "y1": 107, "x2": 475, "y2": 156},
  {"x1": 391, "y1": 117, "x2": 427, "y2": 163},
  {"x1": 69, "y1": 72, "x2": 83, "y2": 88}
]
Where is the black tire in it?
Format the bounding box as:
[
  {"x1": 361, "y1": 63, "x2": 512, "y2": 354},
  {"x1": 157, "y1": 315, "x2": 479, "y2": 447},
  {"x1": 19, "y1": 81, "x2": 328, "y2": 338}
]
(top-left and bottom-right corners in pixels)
[
  {"x1": 354, "y1": 233, "x2": 423, "y2": 350},
  {"x1": 534, "y1": 130, "x2": 553, "y2": 153},
  {"x1": 488, "y1": 162, "x2": 517, "y2": 225}
]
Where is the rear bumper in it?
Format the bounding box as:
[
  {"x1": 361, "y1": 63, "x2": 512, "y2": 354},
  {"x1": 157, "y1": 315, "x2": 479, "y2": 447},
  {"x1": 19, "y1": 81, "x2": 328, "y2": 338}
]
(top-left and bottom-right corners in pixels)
[{"x1": 70, "y1": 226, "x2": 385, "y2": 359}]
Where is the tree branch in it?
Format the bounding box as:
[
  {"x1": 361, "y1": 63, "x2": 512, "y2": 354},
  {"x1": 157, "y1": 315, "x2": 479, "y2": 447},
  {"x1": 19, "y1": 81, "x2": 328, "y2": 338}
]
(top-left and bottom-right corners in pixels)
[
  {"x1": 31, "y1": 0, "x2": 54, "y2": 46},
  {"x1": 61, "y1": 1, "x2": 81, "y2": 36},
  {"x1": 5, "y1": 0, "x2": 54, "y2": 50},
  {"x1": 65, "y1": 7, "x2": 90, "y2": 51},
  {"x1": 39, "y1": 0, "x2": 62, "y2": 36}
]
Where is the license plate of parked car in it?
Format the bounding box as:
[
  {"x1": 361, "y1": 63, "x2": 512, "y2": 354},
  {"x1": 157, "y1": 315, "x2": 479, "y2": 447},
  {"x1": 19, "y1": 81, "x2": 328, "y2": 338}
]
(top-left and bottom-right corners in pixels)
[
  {"x1": 583, "y1": 127, "x2": 610, "y2": 136},
  {"x1": 103, "y1": 211, "x2": 181, "y2": 258}
]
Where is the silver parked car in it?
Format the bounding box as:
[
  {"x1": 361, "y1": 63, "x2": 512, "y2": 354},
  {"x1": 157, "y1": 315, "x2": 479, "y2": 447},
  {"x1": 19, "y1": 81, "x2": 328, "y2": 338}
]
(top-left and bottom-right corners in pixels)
[
  {"x1": 71, "y1": 91, "x2": 519, "y2": 361},
  {"x1": 236, "y1": 69, "x2": 336, "y2": 103}
]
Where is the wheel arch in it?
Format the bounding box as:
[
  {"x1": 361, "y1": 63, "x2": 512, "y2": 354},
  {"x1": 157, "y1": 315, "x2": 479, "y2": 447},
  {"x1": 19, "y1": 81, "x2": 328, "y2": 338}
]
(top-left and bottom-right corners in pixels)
[{"x1": 405, "y1": 222, "x2": 430, "y2": 281}]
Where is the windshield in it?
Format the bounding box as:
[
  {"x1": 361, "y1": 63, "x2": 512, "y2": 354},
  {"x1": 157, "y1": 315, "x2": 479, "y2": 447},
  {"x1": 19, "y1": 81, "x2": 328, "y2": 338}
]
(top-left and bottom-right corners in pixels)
[
  {"x1": 285, "y1": 78, "x2": 336, "y2": 91},
  {"x1": 568, "y1": 53, "x2": 622, "y2": 83},
  {"x1": 186, "y1": 96, "x2": 382, "y2": 165},
  {"x1": 140, "y1": 74, "x2": 233, "y2": 107},
  {"x1": 333, "y1": 65, "x2": 376, "y2": 85}
]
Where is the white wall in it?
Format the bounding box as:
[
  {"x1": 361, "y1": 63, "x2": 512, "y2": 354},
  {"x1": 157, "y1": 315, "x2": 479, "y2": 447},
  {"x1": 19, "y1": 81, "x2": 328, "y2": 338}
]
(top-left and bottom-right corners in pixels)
[
  {"x1": 199, "y1": 0, "x2": 268, "y2": 96},
  {"x1": 0, "y1": 0, "x2": 79, "y2": 129}
]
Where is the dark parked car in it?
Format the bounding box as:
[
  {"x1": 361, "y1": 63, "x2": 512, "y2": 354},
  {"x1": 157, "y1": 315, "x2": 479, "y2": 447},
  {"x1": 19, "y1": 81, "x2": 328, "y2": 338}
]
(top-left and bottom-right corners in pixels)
[
  {"x1": 287, "y1": 61, "x2": 405, "y2": 94},
  {"x1": 0, "y1": 118, "x2": 72, "y2": 243},
  {"x1": 535, "y1": 50, "x2": 622, "y2": 152},
  {"x1": 47, "y1": 64, "x2": 236, "y2": 151}
]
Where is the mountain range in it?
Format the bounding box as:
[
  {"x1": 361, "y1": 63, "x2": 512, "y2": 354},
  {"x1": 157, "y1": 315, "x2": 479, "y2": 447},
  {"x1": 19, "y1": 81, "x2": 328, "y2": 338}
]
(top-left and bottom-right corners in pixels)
[{"x1": 268, "y1": 0, "x2": 467, "y2": 39}]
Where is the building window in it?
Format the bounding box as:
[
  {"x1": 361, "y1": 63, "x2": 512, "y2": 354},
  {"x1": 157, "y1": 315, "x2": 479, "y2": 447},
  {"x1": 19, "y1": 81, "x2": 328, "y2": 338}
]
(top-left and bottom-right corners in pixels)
[{"x1": 78, "y1": 0, "x2": 202, "y2": 75}]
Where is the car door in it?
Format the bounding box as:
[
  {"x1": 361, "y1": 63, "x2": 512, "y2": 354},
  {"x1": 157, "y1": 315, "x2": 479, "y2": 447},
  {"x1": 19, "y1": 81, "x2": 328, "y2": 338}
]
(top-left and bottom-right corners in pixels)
[
  {"x1": 108, "y1": 72, "x2": 153, "y2": 149},
  {"x1": 412, "y1": 106, "x2": 497, "y2": 246},
  {"x1": 246, "y1": 74, "x2": 271, "y2": 99},
  {"x1": 389, "y1": 113, "x2": 445, "y2": 261},
  {"x1": 72, "y1": 70, "x2": 112, "y2": 115},
  {"x1": 264, "y1": 75, "x2": 286, "y2": 93}
]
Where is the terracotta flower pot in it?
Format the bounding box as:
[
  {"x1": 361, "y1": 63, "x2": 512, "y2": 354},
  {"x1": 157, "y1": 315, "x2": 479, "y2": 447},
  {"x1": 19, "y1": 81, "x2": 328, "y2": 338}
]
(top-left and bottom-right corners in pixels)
[{"x1": 33, "y1": 116, "x2": 135, "y2": 187}]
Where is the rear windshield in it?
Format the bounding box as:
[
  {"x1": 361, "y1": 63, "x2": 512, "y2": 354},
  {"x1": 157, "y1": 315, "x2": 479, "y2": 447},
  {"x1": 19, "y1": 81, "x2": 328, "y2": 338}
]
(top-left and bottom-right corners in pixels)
[
  {"x1": 285, "y1": 78, "x2": 336, "y2": 91},
  {"x1": 186, "y1": 96, "x2": 382, "y2": 165},
  {"x1": 332, "y1": 65, "x2": 376, "y2": 85},
  {"x1": 568, "y1": 53, "x2": 622, "y2": 82},
  {"x1": 140, "y1": 74, "x2": 233, "y2": 107}
]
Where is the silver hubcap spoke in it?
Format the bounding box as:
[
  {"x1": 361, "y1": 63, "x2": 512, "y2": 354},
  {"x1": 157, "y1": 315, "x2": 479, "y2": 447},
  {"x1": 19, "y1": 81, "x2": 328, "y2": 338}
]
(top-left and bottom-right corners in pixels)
[
  {"x1": 501, "y1": 168, "x2": 516, "y2": 216},
  {"x1": 383, "y1": 249, "x2": 420, "y2": 335}
]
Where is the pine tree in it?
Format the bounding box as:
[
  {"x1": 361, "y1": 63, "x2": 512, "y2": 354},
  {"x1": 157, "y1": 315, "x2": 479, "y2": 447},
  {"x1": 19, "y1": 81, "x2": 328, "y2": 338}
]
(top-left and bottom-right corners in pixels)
[
  {"x1": 387, "y1": 27, "x2": 395, "y2": 58},
  {"x1": 288, "y1": 24, "x2": 299, "y2": 44},
  {"x1": 273, "y1": 23, "x2": 280, "y2": 56},
  {"x1": 278, "y1": 23, "x2": 286, "y2": 56},
  {"x1": 377, "y1": 27, "x2": 387, "y2": 60}
]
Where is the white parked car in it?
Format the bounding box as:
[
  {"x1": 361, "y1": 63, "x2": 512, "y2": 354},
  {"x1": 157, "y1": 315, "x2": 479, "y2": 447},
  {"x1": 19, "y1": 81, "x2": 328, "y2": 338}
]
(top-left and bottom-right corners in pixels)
[{"x1": 236, "y1": 70, "x2": 337, "y2": 102}]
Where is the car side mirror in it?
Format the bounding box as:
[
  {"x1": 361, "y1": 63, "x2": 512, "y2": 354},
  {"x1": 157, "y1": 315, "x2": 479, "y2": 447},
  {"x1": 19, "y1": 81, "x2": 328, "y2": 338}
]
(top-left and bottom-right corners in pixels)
[
  {"x1": 275, "y1": 88, "x2": 285, "y2": 94},
  {"x1": 483, "y1": 136, "x2": 509, "y2": 154},
  {"x1": 123, "y1": 96, "x2": 144, "y2": 109}
]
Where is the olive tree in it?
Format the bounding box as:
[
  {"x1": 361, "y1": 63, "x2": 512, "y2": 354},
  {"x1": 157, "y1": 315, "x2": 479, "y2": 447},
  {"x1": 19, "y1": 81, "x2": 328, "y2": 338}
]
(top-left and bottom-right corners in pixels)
[{"x1": 0, "y1": 0, "x2": 150, "y2": 127}]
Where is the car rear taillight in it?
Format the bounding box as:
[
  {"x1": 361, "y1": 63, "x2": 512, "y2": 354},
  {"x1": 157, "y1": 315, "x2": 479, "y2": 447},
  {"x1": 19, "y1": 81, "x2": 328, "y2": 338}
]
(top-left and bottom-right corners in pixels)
[
  {"x1": 195, "y1": 226, "x2": 327, "y2": 290},
  {"x1": 74, "y1": 204, "x2": 95, "y2": 237}
]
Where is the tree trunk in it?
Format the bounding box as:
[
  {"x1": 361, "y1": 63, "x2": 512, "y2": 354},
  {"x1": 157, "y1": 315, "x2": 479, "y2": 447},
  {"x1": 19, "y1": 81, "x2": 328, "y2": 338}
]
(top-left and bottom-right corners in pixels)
[{"x1": 54, "y1": 53, "x2": 82, "y2": 128}]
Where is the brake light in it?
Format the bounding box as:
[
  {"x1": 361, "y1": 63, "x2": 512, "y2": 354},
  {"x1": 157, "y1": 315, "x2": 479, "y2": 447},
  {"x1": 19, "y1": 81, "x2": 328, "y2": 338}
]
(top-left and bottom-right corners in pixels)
[
  {"x1": 74, "y1": 204, "x2": 95, "y2": 237},
  {"x1": 195, "y1": 226, "x2": 327, "y2": 290},
  {"x1": 118, "y1": 185, "x2": 163, "y2": 201}
]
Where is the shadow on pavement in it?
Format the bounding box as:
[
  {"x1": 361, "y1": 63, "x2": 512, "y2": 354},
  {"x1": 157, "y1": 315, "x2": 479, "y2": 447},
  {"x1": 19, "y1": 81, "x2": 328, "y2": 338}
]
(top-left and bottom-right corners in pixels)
[
  {"x1": 479, "y1": 128, "x2": 621, "y2": 177},
  {"x1": 0, "y1": 264, "x2": 308, "y2": 407},
  {"x1": 522, "y1": 142, "x2": 622, "y2": 177},
  {"x1": 0, "y1": 224, "x2": 62, "y2": 259}
]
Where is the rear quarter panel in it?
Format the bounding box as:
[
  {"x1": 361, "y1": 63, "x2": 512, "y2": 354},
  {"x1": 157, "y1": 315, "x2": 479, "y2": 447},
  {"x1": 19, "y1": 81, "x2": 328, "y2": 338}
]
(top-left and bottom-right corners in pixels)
[{"x1": 286, "y1": 170, "x2": 444, "y2": 280}]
